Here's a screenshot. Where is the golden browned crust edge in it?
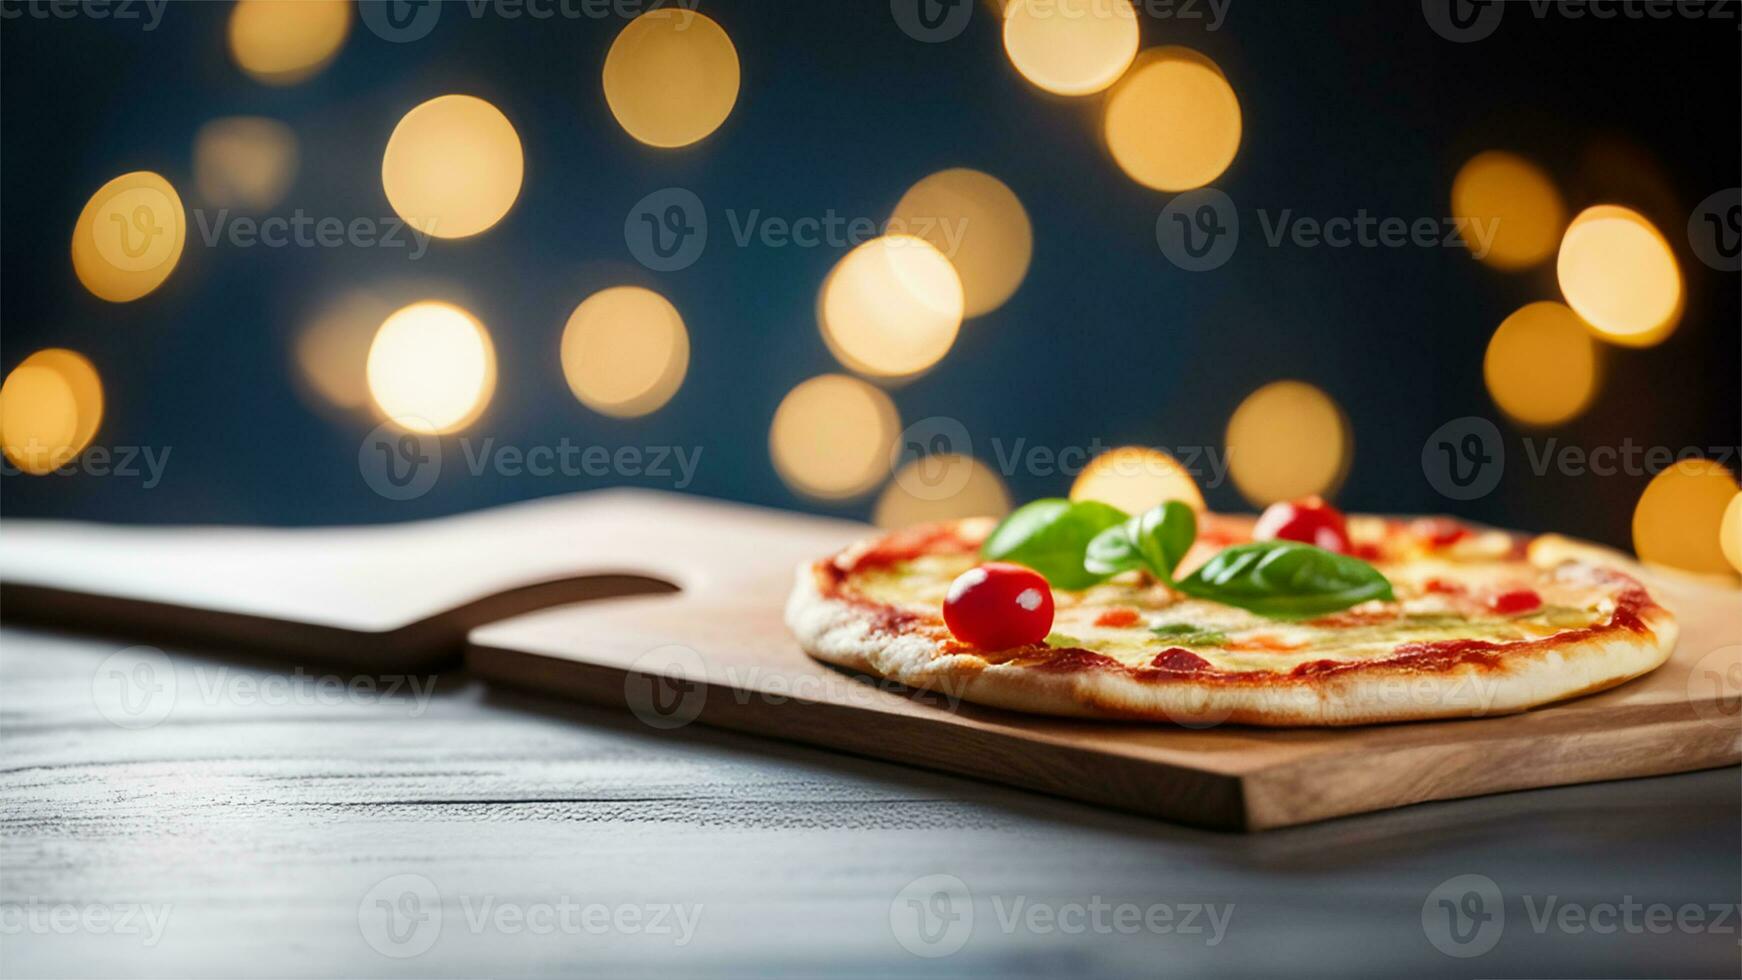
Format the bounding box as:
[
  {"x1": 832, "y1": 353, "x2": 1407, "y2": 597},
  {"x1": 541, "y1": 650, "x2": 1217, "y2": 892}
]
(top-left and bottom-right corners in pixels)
[{"x1": 783, "y1": 520, "x2": 1680, "y2": 727}]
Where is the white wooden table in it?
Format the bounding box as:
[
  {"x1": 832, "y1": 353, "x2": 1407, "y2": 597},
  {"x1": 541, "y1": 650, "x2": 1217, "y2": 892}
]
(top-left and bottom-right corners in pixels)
[{"x1": 2, "y1": 626, "x2": 1736, "y2": 978}]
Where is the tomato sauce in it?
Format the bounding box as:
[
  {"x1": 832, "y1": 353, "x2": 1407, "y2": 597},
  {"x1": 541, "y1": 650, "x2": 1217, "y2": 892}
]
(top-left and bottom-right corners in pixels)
[
  {"x1": 816, "y1": 524, "x2": 1665, "y2": 686},
  {"x1": 1094, "y1": 607, "x2": 1141, "y2": 628}
]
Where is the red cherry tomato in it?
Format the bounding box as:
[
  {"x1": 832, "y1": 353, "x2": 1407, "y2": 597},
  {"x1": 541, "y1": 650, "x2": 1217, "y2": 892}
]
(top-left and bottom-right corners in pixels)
[
  {"x1": 1253, "y1": 496, "x2": 1350, "y2": 554},
  {"x1": 944, "y1": 562, "x2": 1054, "y2": 650},
  {"x1": 1488, "y1": 589, "x2": 1543, "y2": 615}
]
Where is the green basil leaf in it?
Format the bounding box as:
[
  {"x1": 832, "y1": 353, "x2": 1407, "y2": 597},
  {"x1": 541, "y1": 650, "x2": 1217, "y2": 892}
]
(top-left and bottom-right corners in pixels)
[
  {"x1": 1084, "y1": 501, "x2": 1197, "y2": 582},
  {"x1": 1174, "y1": 541, "x2": 1395, "y2": 618},
  {"x1": 1149, "y1": 623, "x2": 1228, "y2": 646},
  {"x1": 981, "y1": 498, "x2": 1128, "y2": 590}
]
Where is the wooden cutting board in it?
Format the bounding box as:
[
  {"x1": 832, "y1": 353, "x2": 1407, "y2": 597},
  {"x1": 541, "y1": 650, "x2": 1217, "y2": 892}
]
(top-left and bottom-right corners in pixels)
[{"x1": 2, "y1": 489, "x2": 1736, "y2": 830}]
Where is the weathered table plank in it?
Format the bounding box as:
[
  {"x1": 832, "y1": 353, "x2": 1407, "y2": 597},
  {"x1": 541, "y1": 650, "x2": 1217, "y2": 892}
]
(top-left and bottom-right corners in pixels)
[{"x1": 2, "y1": 627, "x2": 1736, "y2": 978}]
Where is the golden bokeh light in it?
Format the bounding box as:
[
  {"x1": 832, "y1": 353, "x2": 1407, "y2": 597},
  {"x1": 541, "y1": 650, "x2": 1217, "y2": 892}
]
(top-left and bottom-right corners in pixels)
[
  {"x1": 875, "y1": 454, "x2": 1013, "y2": 528},
  {"x1": 560, "y1": 286, "x2": 690, "y2": 418},
  {"x1": 1002, "y1": 0, "x2": 1140, "y2": 97},
  {"x1": 1, "y1": 363, "x2": 81, "y2": 475},
  {"x1": 194, "y1": 117, "x2": 299, "y2": 212},
  {"x1": 1632, "y1": 459, "x2": 1741, "y2": 577},
  {"x1": 1225, "y1": 381, "x2": 1351, "y2": 506},
  {"x1": 1720, "y1": 492, "x2": 1742, "y2": 576},
  {"x1": 1557, "y1": 205, "x2": 1683, "y2": 346},
  {"x1": 1450, "y1": 150, "x2": 1566, "y2": 270},
  {"x1": 228, "y1": 0, "x2": 350, "y2": 86},
  {"x1": 603, "y1": 10, "x2": 740, "y2": 148},
  {"x1": 1103, "y1": 47, "x2": 1242, "y2": 192},
  {"x1": 296, "y1": 290, "x2": 396, "y2": 413},
  {"x1": 769, "y1": 374, "x2": 900, "y2": 500},
  {"x1": 71, "y1": 171, "x2": 186, "y2": 303},
  {"x1": 820, "y1": 235, "x2": 964, "y2": 380},
  {"x1": 19, "y1": 349, "x2": 103, "y2": 458},
  {"x1": 1483, "y1": 301, "x2": 1598, "y2": 426},
  {"x1": 891, "y1": 168, "x2": 1033, "y2": 317},
  {"x1": 383, "y1": 95, "x2": 525, "y2": 239},
  {"x1": 1, "y1": 350, "x2": 102, "y2": 475},
  {"x1": 1070, "y1": 446, "x2": 1206, "y2": 514},
  {"x1": 366, "y1": 301, "x2": 497, "y2": 434}
]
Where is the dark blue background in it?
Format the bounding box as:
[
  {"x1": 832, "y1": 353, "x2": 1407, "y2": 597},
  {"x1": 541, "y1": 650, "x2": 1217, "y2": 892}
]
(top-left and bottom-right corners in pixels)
[{"x1": 2, "y1": 0, "x2": 1737, "y2": 551}]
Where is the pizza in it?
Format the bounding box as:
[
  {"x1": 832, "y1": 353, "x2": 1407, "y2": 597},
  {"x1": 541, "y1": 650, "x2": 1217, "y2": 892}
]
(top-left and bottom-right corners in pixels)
[{"x1": 784, "y1": 497, "x2": 1678, "y2": 726}]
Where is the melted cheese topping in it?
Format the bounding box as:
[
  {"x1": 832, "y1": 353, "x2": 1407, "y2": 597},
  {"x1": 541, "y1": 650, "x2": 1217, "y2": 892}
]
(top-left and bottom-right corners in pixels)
[{"x1": 847, "y1": 552, "x2": 1616, "y2": 674}]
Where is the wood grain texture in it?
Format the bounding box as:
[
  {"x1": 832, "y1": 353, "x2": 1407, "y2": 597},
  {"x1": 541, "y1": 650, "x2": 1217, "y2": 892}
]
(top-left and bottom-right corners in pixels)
[
  {"x1": 0, "y1": 489, "x2": 814, "y2": 668},
  {"x1": 2, "y1": 628, "x2": 1738, "y2": 979},
  {"x1": 464, "y1": 494, "x2": 1742, "y2": 829},
  {"x1": 4, "y1": 489, "x2": 1739, "y2": 832}
]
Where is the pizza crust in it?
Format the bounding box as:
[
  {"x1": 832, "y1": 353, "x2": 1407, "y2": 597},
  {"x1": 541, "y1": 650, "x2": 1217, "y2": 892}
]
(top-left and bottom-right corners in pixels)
[{"x1": 784, "y1": 526, "x2": 1680, "y2": 727}]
